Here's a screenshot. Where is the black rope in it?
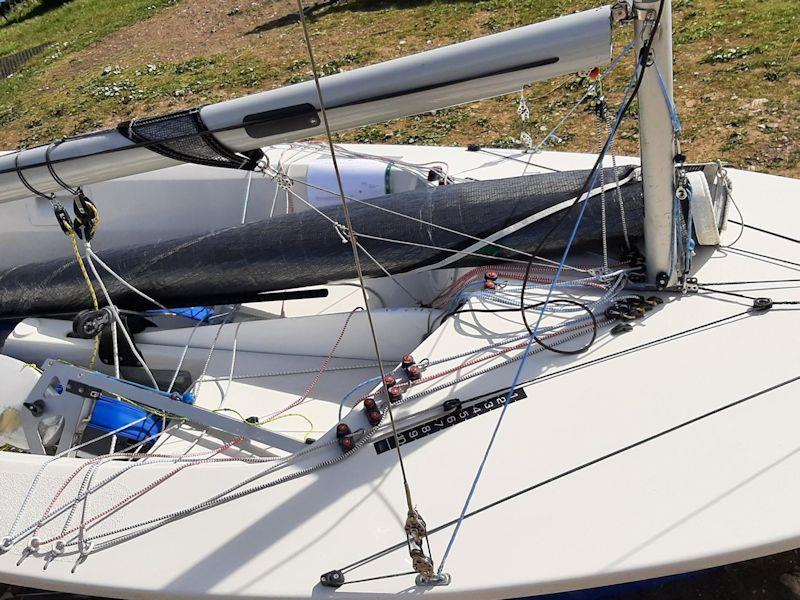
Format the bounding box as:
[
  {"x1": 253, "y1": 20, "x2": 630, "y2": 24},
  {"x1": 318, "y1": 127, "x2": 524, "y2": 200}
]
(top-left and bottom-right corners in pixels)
[
  {"x1": 729, "y1": 219, "x2": 800, "y2": 246},
  {"x1": 532, "y1": 299, "x2": 598, "y2": 355},
  {"x1": 519, "y1": 0, "x2": 667, "y2": 337},
  {"x1": 342, "y1": 365, "x2": 800, "y2": 576},
  {"x1": 697, "y1": 285, "x2": 754, "y2": 301},
  {"x1": 698, "y1": 285, "x2": 800, "y2": 306},
  {"x1": 13, "y1": 151, "x2": 54, "y2": 200},
  {"x1": 472, "y1": 147, "x2": 561, "y2": 173},
  {"x1": 725, "y1": 247, "x2": 800, "y2": 270},
  {"x1": 701, "y1": 279, "x2": 800, "y2": 286},
  {"x1": 337, "y1": 308, "x2": 752, "y2": 575},
  {"x1": 449, "y1": 298, "x2": 599, "y2": 355},
  {"x1": 338, "y1": 570, "x2": 417, "y2": 586},
  {"x1": 45, "y1": 140, "x2": 79, "y2": 195}
]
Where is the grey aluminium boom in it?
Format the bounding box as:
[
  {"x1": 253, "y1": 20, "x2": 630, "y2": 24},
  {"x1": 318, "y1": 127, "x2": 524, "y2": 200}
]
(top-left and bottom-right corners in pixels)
[{"x1": 0, "y1": 6, "x2": 612, "y2": 204}]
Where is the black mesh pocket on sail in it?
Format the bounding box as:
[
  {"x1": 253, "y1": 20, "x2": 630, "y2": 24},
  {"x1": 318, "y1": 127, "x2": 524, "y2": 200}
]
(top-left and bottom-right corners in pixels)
[{"x1": 118, "y1": 108, "x2": 263, "y2": 170}]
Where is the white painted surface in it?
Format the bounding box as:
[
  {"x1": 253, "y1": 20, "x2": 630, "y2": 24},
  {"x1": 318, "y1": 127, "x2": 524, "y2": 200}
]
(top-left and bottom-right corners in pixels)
[{"x1": 0, "y1": 145, "x2": 798, "y2": 600}]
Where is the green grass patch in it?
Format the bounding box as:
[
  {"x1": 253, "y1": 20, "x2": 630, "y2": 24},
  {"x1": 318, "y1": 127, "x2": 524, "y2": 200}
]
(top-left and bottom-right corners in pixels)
[
  {"x1": 702, "y1": 45, "x2": 763, "y2": 64},
  {"x1": 0, "y1": 0, "x2": 797, "y2": 174},
  {"x1": 0, "y1": 0, "x2": 177, "y2": 57}
]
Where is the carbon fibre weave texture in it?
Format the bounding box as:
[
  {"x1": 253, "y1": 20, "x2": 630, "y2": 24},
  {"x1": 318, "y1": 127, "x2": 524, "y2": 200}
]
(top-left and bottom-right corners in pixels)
[{"x1": 0, "y1": 167, "x2": 642, "y2": 318}]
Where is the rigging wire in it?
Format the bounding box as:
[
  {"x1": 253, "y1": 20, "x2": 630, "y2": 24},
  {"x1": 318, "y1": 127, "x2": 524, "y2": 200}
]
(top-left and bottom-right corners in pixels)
[
  {"x1": 728, "y1": 220, "x2": 800, "y2": 246},
  {"x1": 725, "y1": 246, "x2": 800, "y2": 270},
  {"x1": 39, "y1": 316, "x2": 604, "y2": 554},
  {"x1": 266, "y1": 160, "x2": 589, "y2": 273},
  {"x1": 339, "y1": 360, "x2": 799, "y2": 577},
  {"x1": 697, "y1": 285, "x2": 800, "y2": 305},
  {"x1": 437, "y1": 1, "x2": 666, "y2": 576},
  {"x1": 520, "y1": 41, "x2": 649, "y2": 335},
  {"x1": 83, "y1": 246, "x2": 160, "y2": 390},
  {"x1": 335, "y1": 309, "x2": 754, "y2": 575},
  {"x1": 293, "y1": 0, "x2": 419, "y2": 521}
]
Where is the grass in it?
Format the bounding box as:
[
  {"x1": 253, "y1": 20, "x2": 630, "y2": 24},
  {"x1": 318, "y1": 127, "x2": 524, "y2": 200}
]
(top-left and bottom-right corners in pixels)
[
  {"x1": 0, "y1": 0, "x2": 797, "y2": 175},
  {"x1": 0, "y1": 0, "x2": 176, "y2": 57}
]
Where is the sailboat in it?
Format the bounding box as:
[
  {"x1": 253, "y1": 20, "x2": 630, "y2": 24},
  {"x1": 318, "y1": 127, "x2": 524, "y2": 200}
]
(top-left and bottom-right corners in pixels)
[{"x1": 1, "y1": 0, "x2": 799, "y2": 598}]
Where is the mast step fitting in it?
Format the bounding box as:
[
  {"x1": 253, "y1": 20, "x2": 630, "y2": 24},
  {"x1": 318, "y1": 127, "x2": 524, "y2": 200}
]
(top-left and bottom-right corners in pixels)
[
  {"x1": 416, "y1": 571, "x2": 452, "y2": 587},
  {"x1": 320, "y1": 569, "x2": 345, "y2": 588},
  {"x1": 684, "y1": 277, "x2": 699, "y2": 294}
]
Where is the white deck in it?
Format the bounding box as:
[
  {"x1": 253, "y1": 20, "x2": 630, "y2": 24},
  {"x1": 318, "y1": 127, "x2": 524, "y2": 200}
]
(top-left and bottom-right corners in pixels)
[{"x1": 1, "y1": 145, "x2": 799, "y2": 599}]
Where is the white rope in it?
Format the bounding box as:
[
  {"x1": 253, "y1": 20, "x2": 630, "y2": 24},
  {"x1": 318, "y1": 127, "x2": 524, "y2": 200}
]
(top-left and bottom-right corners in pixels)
[
  {"x1": 241, "y1": 170, "x2": 254, "y2": 225},
  {"x1": 84, "y1": 244, "x2": 159, "y2": 391},
  {"x1": 85, "y1": 247, "x2": 168, "y2": 311}
]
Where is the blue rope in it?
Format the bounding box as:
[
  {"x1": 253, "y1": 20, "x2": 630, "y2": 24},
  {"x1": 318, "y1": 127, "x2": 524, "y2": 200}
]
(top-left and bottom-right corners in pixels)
[
  {"x1": 338, "y1": 376, "x2": 381, "y2": 421},
  {"x1": 654, "y1": 63, "x2": 682, "y2": 135},
  {"x1": 436, "y1": 64, "x2": 639, "y2": 576}
]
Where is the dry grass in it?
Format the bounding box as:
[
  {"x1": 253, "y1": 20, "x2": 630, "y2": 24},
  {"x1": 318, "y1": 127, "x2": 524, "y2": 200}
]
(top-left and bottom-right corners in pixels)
[{"x1": 0, "y1": 0, "x2": 797, "y2": 175}]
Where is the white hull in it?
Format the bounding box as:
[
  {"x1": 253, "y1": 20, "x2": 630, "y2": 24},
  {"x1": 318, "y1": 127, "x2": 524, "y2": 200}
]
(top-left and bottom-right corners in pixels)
[{"x1": 0, "y1": 145, "x2": 798, "y2": 599}]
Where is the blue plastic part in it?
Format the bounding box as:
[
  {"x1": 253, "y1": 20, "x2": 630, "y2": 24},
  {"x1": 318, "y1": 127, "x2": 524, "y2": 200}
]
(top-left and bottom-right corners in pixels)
[
  {"x1": 151, "y1": 306, "x2": 214, "y2": 322},
  {"x1": 88, "y1": 395, "x2": 163, "y2": 442},
  {"x1": 181, "y1": 390, "x2": 197, "y2": 405}
]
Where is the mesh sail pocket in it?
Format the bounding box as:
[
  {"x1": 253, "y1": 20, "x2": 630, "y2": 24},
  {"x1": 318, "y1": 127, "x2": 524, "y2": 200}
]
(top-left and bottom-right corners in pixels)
[{"x1": 118, "y1": 108, "x2": 262, "y2": 170}]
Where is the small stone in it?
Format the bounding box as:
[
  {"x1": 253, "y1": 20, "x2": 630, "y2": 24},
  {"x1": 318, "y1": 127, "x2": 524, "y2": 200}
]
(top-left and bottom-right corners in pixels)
[{"x1": 749, "y1": 98, "x2": 769, "y2": 110}]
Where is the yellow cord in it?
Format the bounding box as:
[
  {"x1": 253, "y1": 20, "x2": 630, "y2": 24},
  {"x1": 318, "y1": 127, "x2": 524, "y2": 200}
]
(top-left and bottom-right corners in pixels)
[
  {"x1": 66, "y1": 228, "x2": 100, "y2": 369},
  {"x1": 213, "y1": 407, "x2": 315, "y2": 440}
]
